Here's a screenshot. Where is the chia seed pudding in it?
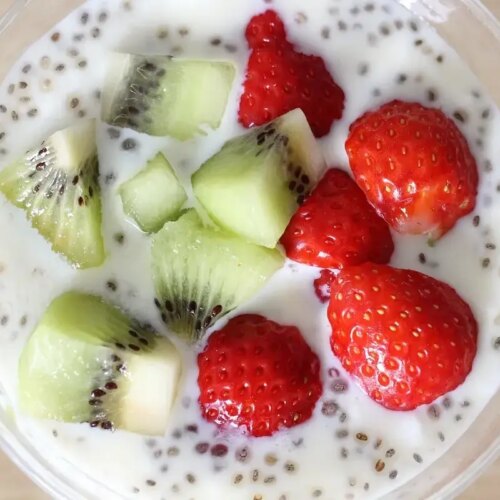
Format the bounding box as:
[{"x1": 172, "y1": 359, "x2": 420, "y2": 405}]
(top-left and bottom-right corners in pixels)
[{"x1": 0, "y1": 1, "x2": 499, "y2": 499}]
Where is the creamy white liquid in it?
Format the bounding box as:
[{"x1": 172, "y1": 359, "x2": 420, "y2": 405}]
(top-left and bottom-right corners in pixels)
[{"x1": 0, "y1": 1, "x2": 499, "y2": 499}]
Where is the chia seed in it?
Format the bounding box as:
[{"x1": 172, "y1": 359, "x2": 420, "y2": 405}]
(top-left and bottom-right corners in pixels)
[
  {"x1": 107, "y1": 127, "x2": 121, "y2": 139},
  {"x1": 194, "y1": 443, "x2": 210, "y2": 455},
  {"x1": 167, "y1": 446, "x2": 179, "y2": 456},
  {"x1": 121, "y1": 138, "x2": 137, "y2": 151},
  {"x1": 211, "y1": 443, "x2": 228, "y2": 457},
  {"x1": 321, "y1": 400, "x2": 339, "y2": 416}
]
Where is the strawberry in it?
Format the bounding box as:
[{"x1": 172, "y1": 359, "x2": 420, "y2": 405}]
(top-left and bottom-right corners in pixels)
[
  {"x1": 239, "y1": 10, "x2": 345, "y2": 138},
  {"x1": 197, "y1": 314, "x2": 322, "y2": 437},
  {"x1": 346, "y1": 100, "x2": 478, "y2": 239},
  {"x1": 281, "y1": 168, "x2": 394, "y2": 270},
  {"x1": 313, "y1": 269, "x2": 335, "y2": 304},
  {"x1": 328, "y1": 263, "x2": 478, "y2": 411}
]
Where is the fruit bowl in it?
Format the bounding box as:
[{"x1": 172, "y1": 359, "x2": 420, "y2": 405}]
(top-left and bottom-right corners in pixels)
[{"x1": 0, "y1": 0, "x2": 498, "y2": 499}]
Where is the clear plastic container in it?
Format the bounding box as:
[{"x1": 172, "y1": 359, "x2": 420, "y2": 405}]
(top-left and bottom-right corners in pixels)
[{"x1": 0, "y1": 1, "x2": 498, "y2": 498}]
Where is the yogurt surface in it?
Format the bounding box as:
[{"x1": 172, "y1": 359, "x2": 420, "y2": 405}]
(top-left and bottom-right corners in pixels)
[{"x1": 0, "y1": 1, "x2": 499, "y2": 499}]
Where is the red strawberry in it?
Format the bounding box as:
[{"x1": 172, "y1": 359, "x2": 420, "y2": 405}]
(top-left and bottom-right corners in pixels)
[
  {"x1": 239, "y1": 10, "x2": 345, "y2": 137},
  {"x1": 328, "y1": 263, "x2": 477, "y2": 411},
  {"x1": 281, "y1": 168, "x2": 394, "y2": 270},
  {"x1": 346, "y1": 100, "x2": 478, "y2": 239},
  {"x1": 313, "y1": 269, "x2": 335, "y2": 304},
  {"x1": 197, "y1": 314, "x2": 322, "y2": 437}
]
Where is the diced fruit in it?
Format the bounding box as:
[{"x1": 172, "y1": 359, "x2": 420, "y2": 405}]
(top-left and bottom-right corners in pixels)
[
  {"x1": 18, "y1": 292, "x2": 182, "y2": 436},
  {"x1": 281, "y1": 168, "x2": 394, "y2": 269},
  {"x1": 119, "y1": 153, "x2": 187, "y2": 233},
  {"x1": 102, "y1": 53, "x2": 235, "y2": 140},
  {"x1": 328, "y1": 263, "x2": 478, "y2": 410},
  {"x1": 239, "y1": 10, "x2": 345, "y2": 137},
  {"x1": 346, "y1": 100, "x2": 478, "y2": 239},
  {"x1": 0, "y1": 120, "x2": 105, "y2": 268},
  {"x1": 313, "y1": 269, "x2": 335, "y2": 304},
  {"x1": 151, "y1": 210, "x2": 284, "y2": 342},
  {"x1": 193, "y1": 109, "x2": 326, "y2": 248},
  {"x1": 198, "y1": 314, "x2": 322, "y2": 437}
]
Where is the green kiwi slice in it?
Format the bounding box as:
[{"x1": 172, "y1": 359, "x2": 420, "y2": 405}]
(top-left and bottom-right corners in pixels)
[
  {"x1": 18, "y1": 292, "x2": 182, "y2": 436},
  {"x1": 0, "y1": 120, "x2": 105, "y2": 268}
]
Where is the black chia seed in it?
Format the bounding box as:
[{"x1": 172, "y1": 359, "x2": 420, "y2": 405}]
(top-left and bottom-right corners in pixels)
[
  {"x1": 438, "y1": 431, "x2": 445, "y2": 442},
  {"x1": 427, "y1": 88, "x2": 437, "y2": 102},
  {"x1": 331, "y1": 378, "x2": 348, "y2": 393},
  {"x1": 106, "y1": 280, "x2": 117, "y2": 291},
  {"x1": 0, "y1": 316, "x2": 8, "y2": 326},
  {"x1": 385, "y1": 448, "x2": 395, "y2": 458},
  {"x1": 313, "y1": 489, "x2": 322, "y2": 497},
  {"x1": 321, "y1": 400, "x2": 339, "y2": 416},
  {"x1": 358, "y1": 63, "x2": 369, "y2": 76},
  {"x1": 481, "y1": 258, "x2": 490, "y2": 268},
  {"x1": 284, "y1": 461, "x2": 297, "y2": 473},
  {"x1": 494, "y1": 337, "x2": 500, "y2": 350},
  {"x1": 427, "y1": 404, "x2": 441, "y2": 420},
  {"x1": 113, "y1": 232, "x2": 125, "y2": 244},
  {"x1": 121, "y1": 138, "x2": 137, "y2": 151},
  {"x1": 413, "y1": 453, "x2": 423, "y2": 463},
  {"x1": 195, "y1": 442, "x2": 209, "y2": 454},
  {"x1": 107, "y1": 127, "x2": 121, "y2": 139},
  {"x1": 145, "y1": 479, "x2": 156, "y2": 487},
  {"x1": 235, "y1": 446, "x2": 250, "y2": 462},
  {"x1": 389, "y1": 470, "x2": 398, "y2": 479}
]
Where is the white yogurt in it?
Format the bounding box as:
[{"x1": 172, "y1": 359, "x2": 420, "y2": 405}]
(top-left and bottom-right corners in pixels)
[{"x1": 0, "y1": 1, "x2": 499, "y2": 499}]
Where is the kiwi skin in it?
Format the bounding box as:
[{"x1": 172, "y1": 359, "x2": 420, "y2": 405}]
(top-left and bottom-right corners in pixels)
[{"x1": 0, "y1": 120, "x2": 105, "y2": 268}]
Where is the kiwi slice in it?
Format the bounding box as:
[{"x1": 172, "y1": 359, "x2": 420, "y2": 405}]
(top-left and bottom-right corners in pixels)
[
  {"x1": 192, "y1": 108, "x2": 326, "y2": 248},
  {"x1": 151, "y1": 209, "x2": 284, "y2": 343},
  {"x1": 101, "y1": 53, "x2": 235, "y2": 140},
  {"x1": 0, "y1": 120, "x2": 105, "y2": 268},
  {"x1": 119, "y1": 153, "x2": 187, "y2": 233},
  {"x1": 18, "y1": 292, "x2": 182, "y2": 436}
]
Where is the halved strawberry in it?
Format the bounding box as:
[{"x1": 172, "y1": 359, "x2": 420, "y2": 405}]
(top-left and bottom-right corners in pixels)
[
  {"x1": 197, "y1": 314, "x2": 322, "y2": 437},
  {"x1": 281, "y1": 168, "x2": 394, "y2": 270},
  {"x1": 346, "y1": 100, "x2": 478, "y2": 238},
  {"x1": 328, "y1": 263, "x2": 478, "y2": 411},
  {"x1": 239, "y1": 10, "x2": 345, "y2": 138}
]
